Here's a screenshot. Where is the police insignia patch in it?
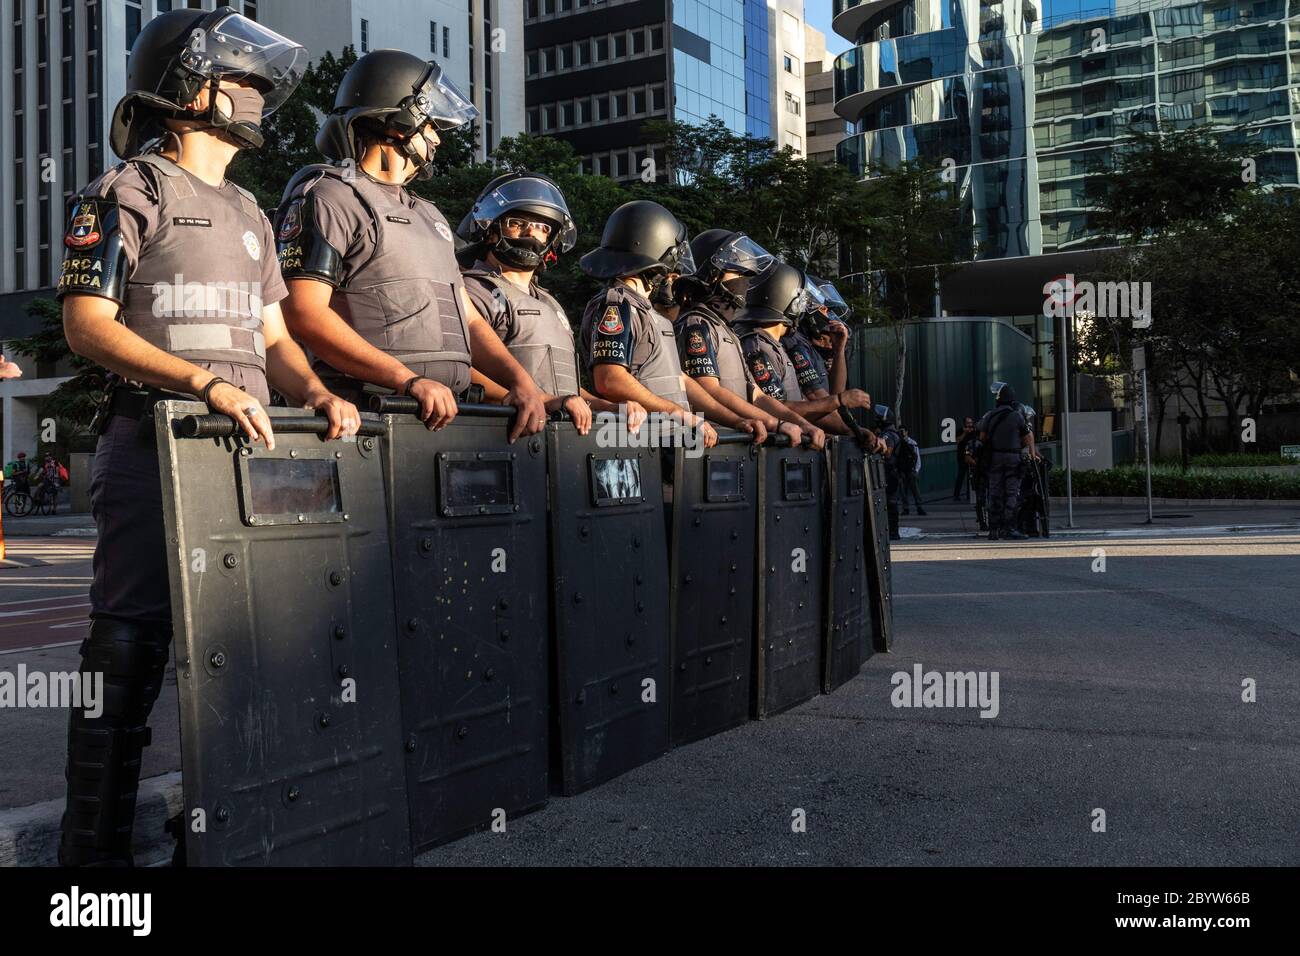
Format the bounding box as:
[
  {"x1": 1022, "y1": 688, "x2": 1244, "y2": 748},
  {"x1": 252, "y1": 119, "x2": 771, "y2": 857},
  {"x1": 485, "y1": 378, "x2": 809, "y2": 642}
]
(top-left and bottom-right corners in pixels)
[
  {"x1": 750, "y1": 358, "x2": 771, "y2": 383},
  {"x1": 687, "y1": 330, "x2": 707, "y2": 355},
  {"x1": 278, "y1": 200, "x2": 303, "y2": 241},
  {"x1": 434, "y1": 221, "x2": 454, "y2": 242},
  {"x1": 65, "y1": 202, "x2": 101, "y2": 249},
  {"x1": 598, "y1": 304, "x2": 624, "y2": 335},
  {"x1": 242, "y1": 230, "x2": 261, "y2": 261},
  {"x1": 792, "y1": 351, "x2": 811, "y2": 370}
]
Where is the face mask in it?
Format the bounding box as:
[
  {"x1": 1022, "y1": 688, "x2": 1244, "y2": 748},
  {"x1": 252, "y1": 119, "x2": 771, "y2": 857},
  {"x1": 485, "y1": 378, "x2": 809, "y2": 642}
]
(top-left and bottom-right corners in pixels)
[
  {"x1": 493, "y1": 229, "x2": 548, "y2": 270},
  {"x1": 220, "y1": 87, "x2": 266, "y2": 126},
  {"x1": 650, "y1": 275, "x2": 679, "y2": 310}
]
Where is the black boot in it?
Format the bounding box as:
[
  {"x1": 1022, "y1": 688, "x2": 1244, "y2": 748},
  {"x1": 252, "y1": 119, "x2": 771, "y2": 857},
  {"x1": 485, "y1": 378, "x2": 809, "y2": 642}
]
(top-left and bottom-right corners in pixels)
[{"x1": 59, "y1": 617, "x2": 171, "y2": 868}]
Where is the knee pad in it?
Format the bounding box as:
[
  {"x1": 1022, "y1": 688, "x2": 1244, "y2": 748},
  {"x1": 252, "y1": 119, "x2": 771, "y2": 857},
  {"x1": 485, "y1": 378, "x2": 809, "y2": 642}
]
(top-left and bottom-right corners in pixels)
[{"x1": 59, "y1": 617, "x2": 172, "y2": 868}]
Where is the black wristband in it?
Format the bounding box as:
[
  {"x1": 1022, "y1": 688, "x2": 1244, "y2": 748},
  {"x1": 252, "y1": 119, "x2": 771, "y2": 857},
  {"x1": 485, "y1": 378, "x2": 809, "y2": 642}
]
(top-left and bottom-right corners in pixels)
[
  {"x1": 200, "y1": 377, "x2": 228, "y2": 407},
  {"x1": 401, "y1": 375, "x2": 427, "y2": 397}
]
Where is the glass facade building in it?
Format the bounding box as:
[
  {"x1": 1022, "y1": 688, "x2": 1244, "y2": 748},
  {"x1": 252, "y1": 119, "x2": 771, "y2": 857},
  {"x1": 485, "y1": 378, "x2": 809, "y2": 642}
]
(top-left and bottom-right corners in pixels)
[
  {"x1": 524, "y1": 0, "x2": 774, "y2": 180},
  {"x1": 831, "y1": 0, "x2": 1300, "y2": 259}
]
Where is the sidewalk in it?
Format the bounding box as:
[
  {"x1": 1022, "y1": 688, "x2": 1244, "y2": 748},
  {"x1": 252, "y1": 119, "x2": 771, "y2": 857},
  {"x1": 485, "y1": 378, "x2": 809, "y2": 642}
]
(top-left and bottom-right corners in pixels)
[{"x1": 899, "y1": 495, "x2": 1300, "y2": 539}]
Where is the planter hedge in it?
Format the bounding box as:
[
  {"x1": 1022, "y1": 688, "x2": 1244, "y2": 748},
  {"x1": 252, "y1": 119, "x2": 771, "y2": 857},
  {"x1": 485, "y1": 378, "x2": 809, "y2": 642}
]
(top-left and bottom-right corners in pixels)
[{"x1": 1048, "y1": 465, "x2": 1300, "y2": 500}]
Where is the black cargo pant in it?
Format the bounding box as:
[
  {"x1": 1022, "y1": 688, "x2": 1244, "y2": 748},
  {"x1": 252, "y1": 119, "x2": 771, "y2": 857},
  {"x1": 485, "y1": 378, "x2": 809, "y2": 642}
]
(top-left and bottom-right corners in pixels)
[
  {"x1": 59, "y1": 410, "x2": 173, "y2": 867},
  {"x1": 985, "y1": 451, "x2": 1023, "y2": 533}
]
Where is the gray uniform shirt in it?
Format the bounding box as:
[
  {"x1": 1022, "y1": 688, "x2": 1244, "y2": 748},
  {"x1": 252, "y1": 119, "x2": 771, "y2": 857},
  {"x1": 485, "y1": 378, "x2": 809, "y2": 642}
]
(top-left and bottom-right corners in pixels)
[{"x1": 978, "y1": 405, "x2": 1029, "y2": 453}]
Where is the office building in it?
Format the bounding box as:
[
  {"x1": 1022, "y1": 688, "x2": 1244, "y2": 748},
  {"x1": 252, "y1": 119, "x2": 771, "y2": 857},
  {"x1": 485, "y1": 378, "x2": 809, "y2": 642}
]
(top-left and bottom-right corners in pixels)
[{"x1": 803, "y1": 22, "x2": 849, "y2": 163}]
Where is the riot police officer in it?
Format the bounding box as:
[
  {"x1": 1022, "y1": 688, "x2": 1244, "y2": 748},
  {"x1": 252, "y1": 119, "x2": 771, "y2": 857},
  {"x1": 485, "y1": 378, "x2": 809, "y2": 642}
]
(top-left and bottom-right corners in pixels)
[
  {"x1": 735, "y1": 263, "x2": 874, "y2": 436},
  {"x1": 455, "y1": 172, "x2": 644, "y2": 436},
  {"x1": 579, "y1": 200, "x2": 748, "y2": 449},
  {"x1": 55, "y1": 7, "x2": 359, "y2": 866},
  {"x1": 673, "y1": 230, "x2": 819, "y2": 448},
  {"x1": 978, "y1": 383, "x2": 1033, "y2": 540},
  {"x1": 873, "y1": 405, "x2": 903, "y2": 540},
  {"x1": 274, "y1": 50, "x2": 546, "y2": 440}
]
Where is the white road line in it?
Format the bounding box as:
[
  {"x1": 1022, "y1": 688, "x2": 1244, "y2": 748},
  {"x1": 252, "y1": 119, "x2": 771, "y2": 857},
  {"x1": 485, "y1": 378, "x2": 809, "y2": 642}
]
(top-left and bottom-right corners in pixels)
[{"x1": 0, "y1": 639, "x2": 83, "y2": 656}]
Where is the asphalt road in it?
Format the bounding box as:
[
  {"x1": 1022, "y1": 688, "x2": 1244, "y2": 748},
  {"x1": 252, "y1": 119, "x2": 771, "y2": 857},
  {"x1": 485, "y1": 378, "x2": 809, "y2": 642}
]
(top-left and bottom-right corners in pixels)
[
  {"x1": 2, "y1": 532, "x2": 1297, "y2": 866},
  {"x1": 416, "y1": 531, "x2": 1300, "y2": 866}
]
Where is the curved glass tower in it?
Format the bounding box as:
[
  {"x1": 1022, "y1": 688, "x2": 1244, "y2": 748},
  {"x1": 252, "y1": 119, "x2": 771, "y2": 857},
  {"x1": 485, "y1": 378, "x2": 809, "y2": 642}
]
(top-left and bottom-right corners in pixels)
[{"x1": 832, "y1": 0, "x2": 1040, "y2": 260}]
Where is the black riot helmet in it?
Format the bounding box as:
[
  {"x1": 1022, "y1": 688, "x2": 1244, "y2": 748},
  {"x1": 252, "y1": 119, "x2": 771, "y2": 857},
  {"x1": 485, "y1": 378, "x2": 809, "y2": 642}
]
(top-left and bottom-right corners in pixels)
[
  {"x1": 684, "y1": 229, "x2": 776, "y2": 307},
  {"x1": 579, "y1": 201, "x2": 695, "y2": 283},
  {"x1": 456, "y1": 171, "x2": 577, "y2": 271},
  {"x1": 316, "y1": 50, "x2": 478, "y2": 180},
  {"x1": 733, "y1": 262, "x2": 817, "y2": 329},
  {"x1": 873, "y1": 404, "x2": 896, "y2": 428},
  {"x1": 109, "y1": 6, "x2": 307, "y2": 158}
]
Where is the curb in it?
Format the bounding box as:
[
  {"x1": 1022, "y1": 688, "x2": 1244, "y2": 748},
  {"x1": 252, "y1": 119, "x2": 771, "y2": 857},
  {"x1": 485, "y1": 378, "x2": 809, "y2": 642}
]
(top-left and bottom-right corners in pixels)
[
  {"x1": 0, "y1": 772, "x2": 182, "y2": 868},
  {"x1": 911, "y1": 522, "x2": 1300, "y2": 541},
  {"x1": 1048, "y1": 496, "x2": 1300, "y2": 507}
]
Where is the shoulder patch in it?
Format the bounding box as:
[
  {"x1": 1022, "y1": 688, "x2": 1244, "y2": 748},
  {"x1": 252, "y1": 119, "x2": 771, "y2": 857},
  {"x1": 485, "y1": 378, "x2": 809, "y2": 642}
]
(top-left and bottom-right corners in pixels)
[
  {"x1": 242, "y1": 230, "x2": 262, "y2": 261},
  {"x1": 278, "y1": 198, "x2": 304, "y2": 241},
  {"x1": 598, "y1": 304, "x2": 624, "y2": 335},
  {"x1": 687, "y1": 329, "x2": 708, "y2": 355},
  {"x1": 791, "y1": 349, "x2": 811, "y2": 370},
  {"x1": 749, "y1": 356, "x2": 772, "y2": 384},
  {"x1": 434, "y1": 220, "x2": 453, "y2": 242},
  {"x1": 65, "y1": 200, "x2": 103, "y2": 249}
]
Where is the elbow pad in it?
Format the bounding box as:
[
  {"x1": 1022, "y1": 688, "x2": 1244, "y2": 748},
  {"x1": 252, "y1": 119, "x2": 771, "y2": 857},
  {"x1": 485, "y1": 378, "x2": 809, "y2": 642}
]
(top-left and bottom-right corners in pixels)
[
  {"x1": 56, "y1": 198, "x2": 131, "y2": 303},
  {"x1": 276, "y1": 194, "x2": 344, "y2": 286}
]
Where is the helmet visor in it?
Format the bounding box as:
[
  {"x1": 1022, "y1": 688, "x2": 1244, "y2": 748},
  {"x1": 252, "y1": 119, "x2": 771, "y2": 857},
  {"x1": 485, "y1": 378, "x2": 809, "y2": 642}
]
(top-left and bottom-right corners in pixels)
[
  {"x1": 473, "y1": 178, "x2": 577, "y2": 252},
  {"x1": 669, "y1": 239, "x2": 696, "y2": 276},
  {"x1": 713, "y1": 234, "x2": 775, "y2": 277},
  {"x1": 818, "y1": 281, "x2": 850, "y2": 319},
  {"x1": 177, "y1": 12, "x2": 307, "y2": 115},
  {"x1": 413, "y1": 64, "x2": 479, "y2": 130}
]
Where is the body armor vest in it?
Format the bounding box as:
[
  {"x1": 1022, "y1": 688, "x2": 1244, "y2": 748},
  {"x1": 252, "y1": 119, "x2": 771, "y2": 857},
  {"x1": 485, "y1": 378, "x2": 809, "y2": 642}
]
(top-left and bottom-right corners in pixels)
[
  {"x1": 463, "y1": 266, "x2": 579, "y2": 395},
  {"x1": 676, "y1": 303, "x2": 751, "y2": 400}
]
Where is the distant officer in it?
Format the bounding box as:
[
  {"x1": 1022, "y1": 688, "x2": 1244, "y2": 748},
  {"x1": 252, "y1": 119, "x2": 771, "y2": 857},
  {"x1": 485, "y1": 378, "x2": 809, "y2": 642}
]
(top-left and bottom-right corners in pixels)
[
  {"x1": 579, "y1": 200, "x2": 751, "y2": 449},
  {"x1": 55, "y1": 7, "x2": 358, "y2": 866},
  {"x1": 979, "y1": 383, "x2": 1033, "y2": 540},
  {"x1": 455, "y1": 171, "x2": 644, "y2": 436},
  {"x1": 275, "y1": 50, "x2": 546, "y2": 440},
  {"x1": 673, "y1": 230, "x2": 818, "y2": 448},
  {"x1": 734, "y1": 263, "x2": 874, "y2": 438},
  {"x1": 873, "y1": 405, "x2": 903, "y2": 540}
]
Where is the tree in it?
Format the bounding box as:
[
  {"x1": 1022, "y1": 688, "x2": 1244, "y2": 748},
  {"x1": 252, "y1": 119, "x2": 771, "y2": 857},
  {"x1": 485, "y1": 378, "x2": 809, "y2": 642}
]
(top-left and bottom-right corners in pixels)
[{"x1": 845, "y1": 160, "x2": 969, "y2": 419}]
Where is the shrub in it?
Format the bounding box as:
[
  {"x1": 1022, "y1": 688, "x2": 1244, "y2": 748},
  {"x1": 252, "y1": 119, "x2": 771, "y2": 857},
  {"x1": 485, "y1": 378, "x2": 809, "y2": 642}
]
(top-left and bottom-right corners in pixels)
[{"x1": 1048, "y1": 465, "x2": 1300, "y2": 499}]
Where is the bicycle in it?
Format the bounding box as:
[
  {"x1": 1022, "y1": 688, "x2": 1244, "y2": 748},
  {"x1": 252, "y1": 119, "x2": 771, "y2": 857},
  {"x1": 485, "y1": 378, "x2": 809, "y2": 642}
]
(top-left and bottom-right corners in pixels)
[
  {"x1": 29, "y1": 478, "x2": 59, "y2": 516},
  {"x1": 3, "y1": 480, "x2": 33, "y2": 517}
]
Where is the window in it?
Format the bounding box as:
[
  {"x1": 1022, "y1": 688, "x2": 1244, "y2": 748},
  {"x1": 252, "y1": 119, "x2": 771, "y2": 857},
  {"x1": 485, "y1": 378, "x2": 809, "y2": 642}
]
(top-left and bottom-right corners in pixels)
[
  {"x1": 651, "y1": 26, "x2": 664, "y2": 50},
  {"x1": 527, "y1": 50, "x2": 539, "y2": 76},
  {"x1": 594, "y1": 94, "x2": 609, "y2": 121},
  {"x1": 443, "y1": 26, "x2": 450, "y2": 58},
  {"x1": 633, "y1": 29, "x2": 645, "y2": 55},
  {"x1": 578, "y1": 98, "x2": 592, "y2": 124},
  {"x1": 632, "y1": 89, "x2": 646, "y2": 114},
  {"x1": 783, "y1": 54, "x2": 798, "y2": 75},
  {"x1": 526, "y1": 107, "x2": 539, "y2": 132},
  {"x1": 561, "y1": 0, "x2": 572, "y2": 9},
  {"x1": 785, "y1": 92, "x2": 801, "y2": 116},
  {"x1": 595, "y1": 36, "x2": 609, "y2": 61},
  {"x1": 431, "y1": 20, "x2": 438, "y2": 53},
  {"x1": 784, "y1": 131, "x2": 802, "y2": 154},
  {"x1": 612, "y1": 91, "x2": 627, "y2": 118},
  {"x1": 577, "y1": 39, "x2": 590, "y2": 66},
  {"x1": 561, "y1": 101, "x2": 575, "y2": 126},
  {"x1": 594, "y1": 154, "x2": 608, "y2": 177},
  {"x1": 527, "y1": 0, "x2": 539, "y2": 19},
  {"x1": 614, "y1": 33, "x2": 626, "y2": 58},
  {"x1": 360, "y1": 18, "x2": 369, "y2": 52},
  {"x1": 652, "y1": 85, "x2": 665, "y2": 111},
  {"x1": 615, "y1": 152, "x2": 629, "y2": 177},
  {"x1": 543, "y1": 0, "x2": 555, "y2": 13},
  {"x1": 558, "y1": 43, "x2": 572, "y2": 69},
  {"x1": 543, "y1": 104, "x2": 557, "y2": 130},
  {"x1": 542, "y1": 47, "x2": 555, "y2": 72},
  {"x1": 782, "y1": 11, "x2": 799, "y2": 34},
  {"x1": 126, "y1": 1, "x2": 141, "y2": 51},
  {"x1": 243, "y1": 0, "x2": 258, "y2": 20},
  {"x1": 157, "y1": 1, "x2": 173, "y2": 10}
]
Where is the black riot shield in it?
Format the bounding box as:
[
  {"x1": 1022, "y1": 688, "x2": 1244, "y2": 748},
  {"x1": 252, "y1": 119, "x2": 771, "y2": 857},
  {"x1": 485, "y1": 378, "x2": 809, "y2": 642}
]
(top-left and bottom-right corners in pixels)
[
  {"x1": 669, "y1": 433, "x2": 758, "y2": 746},
  {"x1": 547, "y1": 417, "x2": 670, "y2": 794},
  {"x1": 156, "y1": 402, "x2": 410, "y2": 866},
  {"x1": 375, "y1": 397, "x2": 549, "y2": 851},
  {"x1": 754, "y1": 436, "x2": 826, "y2": 718},
  {"x1": 864, "y1": 454, "x2": 894, "y2": 653},
  {"x1": 823, "y1": 437, "x2": 872, "y2": 693}
]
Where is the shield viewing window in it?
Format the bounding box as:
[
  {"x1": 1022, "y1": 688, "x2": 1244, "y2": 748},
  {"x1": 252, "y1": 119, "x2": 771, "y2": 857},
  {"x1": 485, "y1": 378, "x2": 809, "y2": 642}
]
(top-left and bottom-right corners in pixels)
[
  {"x1": 704, "y1": 457, "x2": 745, "y2": 503},
  {"x1": 782, "y1": 459, "x2": 814, "y2": 501},
  {"x1": 437, "y1": 452, "x2": 518, "y2": 516},
  {"x1": 588, "y1": 453, "x2": 644, "y2": 506},
  {"x1": 236, "y1": 453, "x2": 344, "y2": 526},
  {"x1": 848, "y1": 458, "x2": 865, "y2": 497}
]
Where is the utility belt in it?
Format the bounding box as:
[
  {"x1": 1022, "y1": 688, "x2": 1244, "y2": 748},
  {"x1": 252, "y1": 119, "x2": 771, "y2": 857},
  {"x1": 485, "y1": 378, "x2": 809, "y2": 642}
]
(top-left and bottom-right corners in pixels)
[{"x1": 92, "y1": 384, "x2": 193, "y2": 440}]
